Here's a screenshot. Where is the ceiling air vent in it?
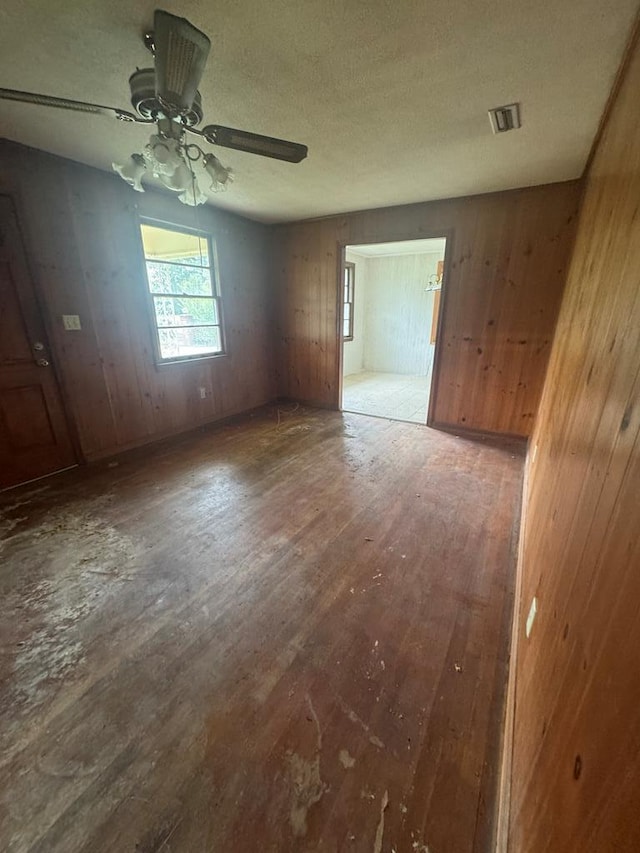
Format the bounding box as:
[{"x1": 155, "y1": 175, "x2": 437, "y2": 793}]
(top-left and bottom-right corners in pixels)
[{"x1": 488, "y1": 103, "x2": 521, "y2": 134}]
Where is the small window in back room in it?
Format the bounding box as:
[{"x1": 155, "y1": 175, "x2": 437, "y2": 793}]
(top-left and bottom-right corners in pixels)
[
  {"x1": 140, "y1": 221, "x2": 224, "y2": 363},
  {"x1": 343, "y1": 261, "x2": 355, "y2": 340}
]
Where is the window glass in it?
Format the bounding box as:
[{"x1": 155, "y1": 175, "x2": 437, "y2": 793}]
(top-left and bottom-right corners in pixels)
[{"x1": 140, "y1": 223, "x2": 224, "y2": 362}]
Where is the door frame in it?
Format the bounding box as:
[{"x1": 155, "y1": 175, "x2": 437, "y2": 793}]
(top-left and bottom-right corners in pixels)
[
  {"x1": 335, "y1": 229, "x2": 455, "y2": 427},
  {"x1": 0, "y1": 186, "x2": 81, "y2": 480}
]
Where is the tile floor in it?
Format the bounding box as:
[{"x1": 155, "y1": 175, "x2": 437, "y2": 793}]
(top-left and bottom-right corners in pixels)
[{"x1": 342, "y1": 371, "x2": 431, "y2": 423}]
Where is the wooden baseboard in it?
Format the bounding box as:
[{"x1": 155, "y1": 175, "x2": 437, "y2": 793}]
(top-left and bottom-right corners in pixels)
[
  {"x1": 494, "y1": 445, "x2": 531, "y2": 850},
  {"x1": 84, "y1": 399, "x2": 277, "y2": 463},
  {"x1": 276, "y1": 395, "x2": 338, "y2": 411},
  {"x1": 429, "y1": 420, "x2": 528, "y2": 449}
]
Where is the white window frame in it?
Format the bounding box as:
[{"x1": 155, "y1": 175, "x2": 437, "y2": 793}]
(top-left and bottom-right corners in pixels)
[{"x1": 139, "y1": 219, "x2": 226, "y2": 365}]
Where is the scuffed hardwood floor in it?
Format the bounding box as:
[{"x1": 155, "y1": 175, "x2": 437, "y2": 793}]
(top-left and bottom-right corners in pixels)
[{"x1": 0, "y1": 407, "x2": 523, "y2": 853}]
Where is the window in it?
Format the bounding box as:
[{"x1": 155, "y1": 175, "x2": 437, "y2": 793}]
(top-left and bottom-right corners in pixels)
[
  {"x1": 343, "y1": 261, "x2": 355, "y2": 340},
  {"x1": 140, "y1": 221, "x2": 224, "y2": 362}
]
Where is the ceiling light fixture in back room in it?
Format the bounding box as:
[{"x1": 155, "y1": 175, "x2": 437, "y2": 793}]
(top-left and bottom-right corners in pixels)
[{"x1": 0, "y1": 9, "x2": 308, "y2": 206}]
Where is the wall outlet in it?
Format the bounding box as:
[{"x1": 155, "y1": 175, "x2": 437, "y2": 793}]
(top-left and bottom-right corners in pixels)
[
  {"x1": 526, "y1": 596, "x2": 538, "y2": 639},
  {"x1": 199, "y1": 387, "x2": 207, "y2": 399},
  {"x1": 62, "y1": 314, "x2": 81, "y2": 330}
]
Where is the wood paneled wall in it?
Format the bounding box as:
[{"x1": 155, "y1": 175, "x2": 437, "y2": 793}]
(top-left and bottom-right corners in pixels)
[
  {"x1": 0, "y1": 141, "x2": 275, "y2": 460},
  {"x1": 273, "y1": 181, "x2": 581, "y2": 436},
  {"x1": 508, "y1": 24, "x2": 640, "y2": 853}
]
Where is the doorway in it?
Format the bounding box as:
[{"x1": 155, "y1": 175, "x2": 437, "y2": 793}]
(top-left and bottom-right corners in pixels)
[
  {"x1": 340, "y1": 237, "x2": 447, "y2": 424},
  {"x1": 0, "y1": 196, "x2": 76, "y2": 489}
]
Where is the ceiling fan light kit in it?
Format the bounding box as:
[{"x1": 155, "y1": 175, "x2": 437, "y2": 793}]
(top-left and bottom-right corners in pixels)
[
  {"x1": 1, "y1": 9, "x2": 308, "y2": 207},
  {"x1": 112, "y1": 124, "x2": 232, "y2": 204}
]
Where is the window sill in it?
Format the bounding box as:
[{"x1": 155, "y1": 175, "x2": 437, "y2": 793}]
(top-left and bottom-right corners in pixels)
[{"x1": 154, "y1": 352, "x2": 228, "y2": 369}]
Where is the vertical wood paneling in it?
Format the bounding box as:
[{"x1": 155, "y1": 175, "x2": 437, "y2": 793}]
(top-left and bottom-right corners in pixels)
[
  {"x1": 0, "y1": 141, "x2": 276, "y2": 460},
  {"x1": 508, "y1": 24, "x2": 640, "y2": 853},
  {"x1": 274, "y1": 182, "x2": 581, "y2": 437}
]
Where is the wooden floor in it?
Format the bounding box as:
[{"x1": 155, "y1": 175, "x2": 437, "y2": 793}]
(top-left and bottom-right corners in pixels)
[{"x1": 0, "y1": 407, "x2": 523, "y2": 853}]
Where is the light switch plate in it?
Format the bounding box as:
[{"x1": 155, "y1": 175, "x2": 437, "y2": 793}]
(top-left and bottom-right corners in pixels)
[{"x1": 62, "y1": 314, "x2": 81, "y2": 331}]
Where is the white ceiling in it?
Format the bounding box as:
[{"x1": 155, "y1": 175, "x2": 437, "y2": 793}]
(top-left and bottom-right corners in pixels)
[
  {"x1": 348, "y1": 239, "x2": 447, "y2": 258},
  {"x1": 0, "y1": 1, "x2": 637, "y2": 223}
]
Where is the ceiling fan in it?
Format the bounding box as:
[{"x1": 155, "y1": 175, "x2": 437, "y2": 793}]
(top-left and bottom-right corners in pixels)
[{"x1": 0, "y1": 9, "x2": 308, "y2": 206}]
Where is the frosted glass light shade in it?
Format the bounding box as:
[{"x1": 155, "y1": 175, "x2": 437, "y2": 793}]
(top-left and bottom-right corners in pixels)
[
  {"x1": 178, "y1": 177, "x2": 208, "y2": 206},
  {"x1": 203, "y1": 154, "x2": 233, "y2": 192},
  {"x1": 112, "y1": 154, "x2": 146, "y2": 192},
  {"x1": 145, "y1": 135, "x2": 184, "y2": 177},
  {"x1": 159, "y1": 161, "x2": 193, "y2": 192}
]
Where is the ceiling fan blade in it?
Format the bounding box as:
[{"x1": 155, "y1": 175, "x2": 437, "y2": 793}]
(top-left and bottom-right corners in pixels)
[
  {"x1": 0, "y1": 87, "x2": 148, "y2": 122},
  {"x1": 201, "y1": 125, "x2": 308, "y2": 163},
  {"x1": 154, "y1": 10, "x2": 211, "y2": 113}
]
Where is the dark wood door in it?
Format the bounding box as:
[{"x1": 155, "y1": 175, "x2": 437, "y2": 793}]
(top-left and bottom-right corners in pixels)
[{"x1": 0, "y1": 195, "x2": 76, "y2": 489}]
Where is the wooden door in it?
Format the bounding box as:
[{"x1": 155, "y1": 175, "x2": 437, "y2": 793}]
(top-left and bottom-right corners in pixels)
[{"x1": 0, "y1": 195, "x2": 76, "y2": 489}]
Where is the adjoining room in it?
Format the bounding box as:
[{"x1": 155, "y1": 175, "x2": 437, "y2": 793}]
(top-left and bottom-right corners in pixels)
[{"x1": 341, "y1": 238, "x2": 446, "y2": 424}]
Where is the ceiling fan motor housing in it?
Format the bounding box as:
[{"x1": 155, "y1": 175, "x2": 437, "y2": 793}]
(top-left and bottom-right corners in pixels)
[{"x1": 128, "y1": 69, "x2": 203, "y2": 126}]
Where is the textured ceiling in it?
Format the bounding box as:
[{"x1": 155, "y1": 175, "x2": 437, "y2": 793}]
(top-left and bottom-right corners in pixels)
[{"x1": 0, "y1": 1, "x2": 637, "y2": 223}]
